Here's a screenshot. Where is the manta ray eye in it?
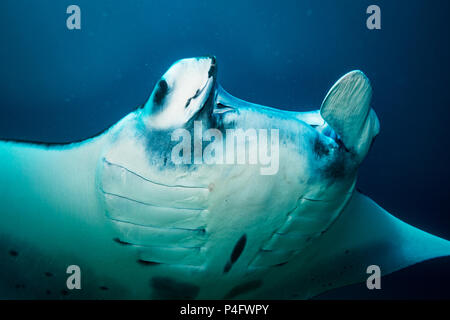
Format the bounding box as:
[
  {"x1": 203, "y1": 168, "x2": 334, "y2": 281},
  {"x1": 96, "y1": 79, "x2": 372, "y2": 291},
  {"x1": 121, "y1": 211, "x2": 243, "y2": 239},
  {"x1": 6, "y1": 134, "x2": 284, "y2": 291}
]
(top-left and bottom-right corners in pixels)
[{"x1": 153, "y1": 79, "x2": 168, "y2": 105}]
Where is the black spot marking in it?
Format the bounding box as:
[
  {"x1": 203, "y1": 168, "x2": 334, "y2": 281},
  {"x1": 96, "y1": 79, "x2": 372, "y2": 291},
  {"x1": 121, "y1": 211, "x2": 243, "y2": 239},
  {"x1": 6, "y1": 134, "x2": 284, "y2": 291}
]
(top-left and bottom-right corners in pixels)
[
  {"x1": 224, "y1": 234, "x2": 247, "y2": 273},
  {"x1": 61, "y1": 290, "x2": 68, "y2": 296},
  {"x1": 113, "y1": 238, "x2": 131, "y2": 246},
  {"x1": 273, "y1": 262, "x2": 288, "y2": 267},
  {"x1": 223, "y1": 261, "x2": 232, "y2": 273},
  {"x1": 9, "y1": 250, "x2": 18, "y2": 257},
  {"x1": 313, "y1": 137, "x2": 330, "y2": 158},
  {"x1": 153, "y1": 79, "x2": 168, "y2": 105},
  {"x1": 151, "y1": 277, "x2": 199, "y2": 299},
  {"x1": 99, "y1": 286, "x2": 109, "y2": 291},
  {"x1": 184, "y1": 97, "x2": 192, "y2": 109},
  {"x1": 345, "y1": 250, "x2": 350, "y2": 255},
  {"x1": 46, "y1": 290, "x2": 51, "y2": 295},
  {"x1": 223, "y1": 280, "x2": 262, "y2": 299},
  {"x1": 231, "y1": 234, "x2": 247, "y2": 264},
  {"x1": 44, "y1": 272, "x2": 53, "y2": 277},
  {"x1": 138, "y1": 259, "x2": 161, "y2": 266}
]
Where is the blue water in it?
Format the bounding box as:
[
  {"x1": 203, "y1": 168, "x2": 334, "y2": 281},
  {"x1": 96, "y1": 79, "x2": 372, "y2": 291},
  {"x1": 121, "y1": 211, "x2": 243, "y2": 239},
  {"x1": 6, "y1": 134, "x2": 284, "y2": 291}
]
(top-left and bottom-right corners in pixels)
[{"x1": 0, "y1": 0, "x2": 449, "y2": 298}]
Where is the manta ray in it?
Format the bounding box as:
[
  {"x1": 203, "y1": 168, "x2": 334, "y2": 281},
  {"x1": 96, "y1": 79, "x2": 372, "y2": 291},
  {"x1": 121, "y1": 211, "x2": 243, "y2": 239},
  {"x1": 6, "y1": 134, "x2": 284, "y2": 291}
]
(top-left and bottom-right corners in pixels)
[{"x1": 0, "y1": 56, "x2": 449, "y2": 299}]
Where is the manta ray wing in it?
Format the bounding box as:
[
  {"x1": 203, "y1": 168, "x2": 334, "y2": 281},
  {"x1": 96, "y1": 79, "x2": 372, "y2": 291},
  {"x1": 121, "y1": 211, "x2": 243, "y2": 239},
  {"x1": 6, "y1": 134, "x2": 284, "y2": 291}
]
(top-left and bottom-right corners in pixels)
[{"x1": 255, "y1": 191, "x2": 450, "y2": 299}]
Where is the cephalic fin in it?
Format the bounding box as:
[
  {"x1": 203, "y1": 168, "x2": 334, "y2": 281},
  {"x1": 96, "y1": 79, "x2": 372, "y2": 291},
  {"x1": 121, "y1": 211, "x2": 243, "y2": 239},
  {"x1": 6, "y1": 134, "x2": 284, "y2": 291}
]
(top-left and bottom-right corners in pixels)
[{"x1": 320, "y1": 71, "x2": 380, "y2": 162}]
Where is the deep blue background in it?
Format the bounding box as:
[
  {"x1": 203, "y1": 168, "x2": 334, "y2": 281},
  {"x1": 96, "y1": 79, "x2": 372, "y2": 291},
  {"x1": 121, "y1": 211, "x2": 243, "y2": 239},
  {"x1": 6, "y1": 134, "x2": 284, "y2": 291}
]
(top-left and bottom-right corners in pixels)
[{"x1": 0, "y1": 0, "x2": 449, "y2": 299}]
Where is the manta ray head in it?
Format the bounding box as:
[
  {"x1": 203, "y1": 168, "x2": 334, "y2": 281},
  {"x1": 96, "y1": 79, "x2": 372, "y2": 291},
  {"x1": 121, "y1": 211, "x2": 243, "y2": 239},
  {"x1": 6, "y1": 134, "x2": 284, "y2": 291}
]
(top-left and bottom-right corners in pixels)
[
  {"x1": 98, "y1": 56, "x2": 381, "y2": 298},
  {"x1": 144, "y1": 56, "x2": 217, "y2": 129}
]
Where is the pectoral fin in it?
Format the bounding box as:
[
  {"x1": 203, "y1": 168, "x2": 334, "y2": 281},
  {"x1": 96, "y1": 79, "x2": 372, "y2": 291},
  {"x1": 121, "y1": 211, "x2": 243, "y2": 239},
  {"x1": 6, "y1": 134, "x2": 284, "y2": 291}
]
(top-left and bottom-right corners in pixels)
[{"x1": 272, "y1": 192, "x2": 450, "y2": 299}]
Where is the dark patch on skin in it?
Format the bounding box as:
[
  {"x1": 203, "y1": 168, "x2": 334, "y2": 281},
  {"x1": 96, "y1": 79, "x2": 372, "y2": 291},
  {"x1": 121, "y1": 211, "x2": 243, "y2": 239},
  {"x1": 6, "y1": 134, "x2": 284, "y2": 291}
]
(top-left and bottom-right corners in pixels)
[
  {"x1": 345, "y1": 250, "x2": 350, "y2": 255},
  {"x1": 313, "y1": 137, "x2": 330, "y2": 158},
  {"x1": 184, "y1": 88, "x2": 201, "y2": 109},
  {"x1": 46, "y1": 290, "x2": 51, "y2": 295},
  {"x1": 61, "y1": 290, "x2": 68, "y2": 296},
  {"x1": 113, "y1": 238, "x2": 132, "y2": 246},
  {"x1": 143, "y1": 89, "x2": 223, "y2": 172},
  {"x1": 184, "y1": 97, "x2": 192, "y2": 109},
  {"x1": 321, "y1": 148, "x2": 349, "y2": 179},
  {"x1": 153, "y1": 79, "x2": 168, "y2": 106},
  {"x1": 138, "y1": 259, "x2": 161, "y2": 266},
  {"x1": 224, "y1": 234, "x2": 247, "y2": 273},
  {"x1": 44, "y1": 272, "x2": 53, "y2": 277},
  {"x1": 9, "y1": 250, "x2": 18, "y2": 257},
  {"x1": 223, "y1": 261, "x2": 232, "y2": 273},
  {"x1": 99, "y1": 286, "x2": 109, "y2": 291},
  {"x1": 151, "y1": 277, "x2": 200, "y2": 299},
  {"x1": 273, "y1": 262, "x2": 288, "y2": 267},
  {"x1": 231, "y1": 234, "x2": 247, "y2": 264},
  {"x1": 223, "y1": 280, "x2": 262, "y2": 299}
]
